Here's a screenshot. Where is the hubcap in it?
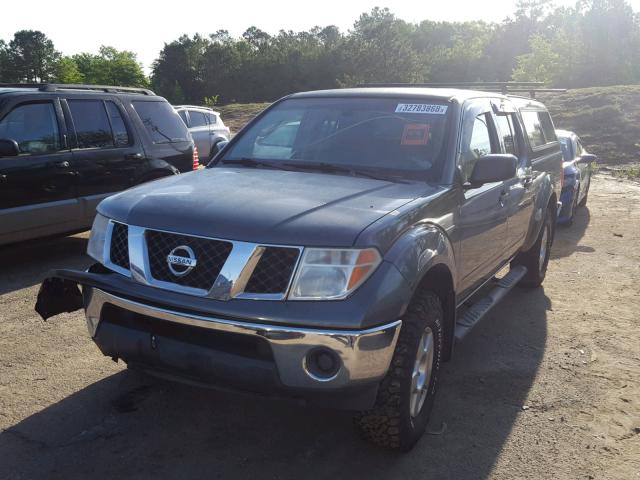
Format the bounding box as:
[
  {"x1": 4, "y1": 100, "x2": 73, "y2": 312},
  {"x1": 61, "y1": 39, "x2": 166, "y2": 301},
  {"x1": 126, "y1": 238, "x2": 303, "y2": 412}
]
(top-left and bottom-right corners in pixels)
[
  {"x1": 539, "y1": 225, "x2": 549, "y2": 273},
  {"x1": 410, "y1": 327, "x2": 434, "y2": 418}
]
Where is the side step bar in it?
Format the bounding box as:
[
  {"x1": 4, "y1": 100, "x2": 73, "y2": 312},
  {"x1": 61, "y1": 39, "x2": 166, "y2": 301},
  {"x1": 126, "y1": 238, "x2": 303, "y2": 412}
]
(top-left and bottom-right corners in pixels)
[{"x1": 454, "y1": 265, "x2": 528, "y2": 343}]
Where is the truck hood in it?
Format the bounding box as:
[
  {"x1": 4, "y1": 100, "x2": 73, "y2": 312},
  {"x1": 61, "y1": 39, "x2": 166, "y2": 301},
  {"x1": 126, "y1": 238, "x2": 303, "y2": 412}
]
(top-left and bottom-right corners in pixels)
[{"x1": 98, "y1": 167, "x2": 438, "y2": 247}]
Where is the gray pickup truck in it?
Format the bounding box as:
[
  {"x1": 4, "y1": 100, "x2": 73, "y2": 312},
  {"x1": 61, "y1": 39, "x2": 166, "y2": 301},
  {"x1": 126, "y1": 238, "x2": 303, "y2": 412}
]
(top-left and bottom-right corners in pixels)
[{"x1": 36, "y1": 86, "x2": 562, "y2": 450}]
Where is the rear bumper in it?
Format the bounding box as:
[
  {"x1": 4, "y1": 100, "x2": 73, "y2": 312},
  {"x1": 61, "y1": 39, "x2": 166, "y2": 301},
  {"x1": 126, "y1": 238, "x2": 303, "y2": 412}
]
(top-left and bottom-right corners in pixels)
[{"x1": 80, "y1": 286, "x2": 400, "y2": 408}]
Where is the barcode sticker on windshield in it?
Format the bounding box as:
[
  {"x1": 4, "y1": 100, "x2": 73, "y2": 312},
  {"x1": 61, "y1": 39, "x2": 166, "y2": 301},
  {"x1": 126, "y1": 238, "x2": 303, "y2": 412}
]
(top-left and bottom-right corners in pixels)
[{"x1": 395, "y1": 104, "x2": 448, "y2": 114}]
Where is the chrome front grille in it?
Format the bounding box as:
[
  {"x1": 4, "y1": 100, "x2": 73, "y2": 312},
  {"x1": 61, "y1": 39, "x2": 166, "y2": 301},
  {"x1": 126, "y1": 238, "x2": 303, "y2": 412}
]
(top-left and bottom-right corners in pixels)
[
  {"x1": 105, "y1": 222, "x2": 301, "y2": 300},
  {"x1": 109, "y1": 222, "x2": 129, "y2": 269},
  {"x1": 146, "y1": 229, "x2": 233, "y2": 289}
]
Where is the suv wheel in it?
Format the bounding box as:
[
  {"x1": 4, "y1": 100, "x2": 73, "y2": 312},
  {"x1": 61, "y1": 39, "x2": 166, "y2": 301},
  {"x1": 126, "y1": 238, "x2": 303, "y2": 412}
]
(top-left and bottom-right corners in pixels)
[
  {"x1": 513, "y1": 207, "x2": 553, "y2": 288},
  {"x1": 353, "y1": 290, "x2": 443, "y2": 451}
]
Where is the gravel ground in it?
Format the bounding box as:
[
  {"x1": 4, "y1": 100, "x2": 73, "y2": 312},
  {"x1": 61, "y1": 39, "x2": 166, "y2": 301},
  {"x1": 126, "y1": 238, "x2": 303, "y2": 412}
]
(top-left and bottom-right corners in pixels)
[{"x1": 0, "y1": 174, "x2": 638, "y2": 480}]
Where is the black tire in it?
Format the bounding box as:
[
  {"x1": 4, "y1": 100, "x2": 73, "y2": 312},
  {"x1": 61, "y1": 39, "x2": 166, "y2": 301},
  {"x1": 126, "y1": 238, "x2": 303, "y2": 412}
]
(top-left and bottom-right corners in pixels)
[
  {"x1": 578, "y1": 179, "x2": 589, "y2": 207},
  {"x1": 353, "y1": 290, "x2": 443, "y2": 451},
  {"x1": 512, "y1": 207, "x2": 553, "y2": 288}
]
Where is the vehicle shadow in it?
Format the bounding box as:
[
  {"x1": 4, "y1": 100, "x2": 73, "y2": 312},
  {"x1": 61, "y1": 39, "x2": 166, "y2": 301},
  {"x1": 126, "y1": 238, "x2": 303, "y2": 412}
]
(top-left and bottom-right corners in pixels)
[
  {"x1": 552, "y1": 207, "x2": 591, "y2": 259},
  {"x1": 0, "y1": 288, "x2": 549, "y2": 480},
  {"x1": 0, "y1": 234, "x2": 91, "y2": 296}
]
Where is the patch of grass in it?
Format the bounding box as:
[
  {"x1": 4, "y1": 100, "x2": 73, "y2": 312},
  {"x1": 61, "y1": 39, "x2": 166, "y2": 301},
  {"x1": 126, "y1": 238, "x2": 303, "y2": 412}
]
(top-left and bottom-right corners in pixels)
[
  {"x1": 217, "y1": 103, "x2": 270, "y2": 135},
  {"x1": 610, "y1": 165, "x2": 640, "y2": 181}
]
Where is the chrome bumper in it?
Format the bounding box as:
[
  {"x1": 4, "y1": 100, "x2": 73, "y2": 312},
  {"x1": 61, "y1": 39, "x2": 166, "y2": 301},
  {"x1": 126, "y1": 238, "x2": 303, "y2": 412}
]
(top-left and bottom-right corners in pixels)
[{"x1": 84, "y1": 287, "x2": 401, "y2": 390}]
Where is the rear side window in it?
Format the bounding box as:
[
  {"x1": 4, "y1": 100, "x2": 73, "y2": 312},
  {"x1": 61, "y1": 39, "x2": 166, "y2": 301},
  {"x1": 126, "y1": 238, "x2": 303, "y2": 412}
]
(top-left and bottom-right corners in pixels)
[
  {"x1": 521, "y1": 110, "x2": 557, "y2": 148},
  {"x1": 538, "y1": 112, "x2": 557, "y2": 142},
  {"x1": 0, "y1": 102, "x2": 60, "y2": 154},
  {"x1": 69, "y1": 100, "x2": 113, "y2": 149},
  {"x1": 105, "y1": 101, "x2": 130, "y2": 147},
  {"x1": 188, "y1": 110, "x2": 208, "y2": 127},
  {"x1": 177, "y1": 110, "x2": 188, "y2": 125},
  {"x1": 494, "y1": 114, "x2": 519, "y2": 156},
  {"x1": 207, "y1": 113, "x2": 217, "y2": 124},
  {"x1": 132, "y1": 101, "x2": 189, "y2": 144}
]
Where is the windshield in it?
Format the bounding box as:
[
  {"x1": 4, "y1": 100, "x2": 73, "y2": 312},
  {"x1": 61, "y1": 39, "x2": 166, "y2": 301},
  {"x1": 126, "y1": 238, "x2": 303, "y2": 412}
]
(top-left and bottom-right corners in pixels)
[{"x1": 216, "y1": 97, "x2": 451, "y2": 182}]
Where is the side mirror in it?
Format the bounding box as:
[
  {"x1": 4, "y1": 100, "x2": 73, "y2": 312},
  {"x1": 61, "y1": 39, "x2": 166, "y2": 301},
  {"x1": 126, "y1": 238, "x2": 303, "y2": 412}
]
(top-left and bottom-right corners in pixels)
[
  {"x1": 578, "y1": 153, "x2": 597, "y2": 164},
  {"x1": 467, "y1": 154, "x2": 518, "y2": 187},
  {"x1": 0, "y1": 139, "x2": 19, "y2": 157},
  {"x1": 212, "y1": 140, "x2": 229, "y2": 157}
]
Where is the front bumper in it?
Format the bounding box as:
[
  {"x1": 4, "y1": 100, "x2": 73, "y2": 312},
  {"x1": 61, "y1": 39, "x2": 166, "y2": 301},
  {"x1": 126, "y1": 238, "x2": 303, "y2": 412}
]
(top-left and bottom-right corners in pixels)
[{"x1": 84, "y1": 287, "x2": 401, "y2": 394}]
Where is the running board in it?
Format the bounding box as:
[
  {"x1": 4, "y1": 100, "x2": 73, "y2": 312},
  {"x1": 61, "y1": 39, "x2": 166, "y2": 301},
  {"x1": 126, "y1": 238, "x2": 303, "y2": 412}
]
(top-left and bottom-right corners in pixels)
[{"x1": 454, "y1": 265, "x2": 528, "y2": 343}]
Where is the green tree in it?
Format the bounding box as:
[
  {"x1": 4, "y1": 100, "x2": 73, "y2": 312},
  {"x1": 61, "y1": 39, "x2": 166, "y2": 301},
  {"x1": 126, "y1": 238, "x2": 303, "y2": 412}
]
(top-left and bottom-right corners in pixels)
[
  {"x1": 54, "y1": 56, "x2": 83, "y2": 83},
  {"x1": 73, "y1": 46, "x2": 147, "y2": 86},
  {"x1": 6, "y1": 30, "x2": 60, "y2": 82}
]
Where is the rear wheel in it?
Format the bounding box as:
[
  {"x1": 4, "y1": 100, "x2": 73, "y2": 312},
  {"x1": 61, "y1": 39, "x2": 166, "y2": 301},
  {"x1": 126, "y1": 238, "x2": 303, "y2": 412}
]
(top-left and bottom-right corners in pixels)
[
  {"x1": 353, "y1": 290, "x2": 443, "y2": 451},
  {"x1": 512, "y1": 208, "x2": 553, "y2": 288}
]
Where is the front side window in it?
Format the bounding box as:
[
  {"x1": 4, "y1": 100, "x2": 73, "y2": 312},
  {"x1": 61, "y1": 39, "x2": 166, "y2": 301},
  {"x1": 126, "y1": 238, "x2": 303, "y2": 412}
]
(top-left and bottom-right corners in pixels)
[
  {"x1": 132, "y1": 101, "x2": 189, "y2": 144},
  {"x1": 459, "y1": 113, "x2": 497, "y2": 182},
  {"x1": 69, "y1": 100, "x2": 113, "y2": 149},
  {"x1": 219, "y1": 97, "x2": 451, "y2": 182},
  {"x1": 0, "y1": 102, "x2": 60, "y2": 154},
  {"x1": 559, "y1": 137, "x2": 573, "y2": 161}
]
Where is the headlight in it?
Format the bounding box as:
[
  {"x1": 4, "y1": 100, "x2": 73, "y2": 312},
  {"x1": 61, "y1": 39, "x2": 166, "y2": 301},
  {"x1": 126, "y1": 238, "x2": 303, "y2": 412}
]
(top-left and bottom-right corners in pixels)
[
  {"x1": 87, "y1": 213, "x2": 110, "y2": 262},
  {"x1": 289, "y1": 248, "x2": 381, "y2": 300}
]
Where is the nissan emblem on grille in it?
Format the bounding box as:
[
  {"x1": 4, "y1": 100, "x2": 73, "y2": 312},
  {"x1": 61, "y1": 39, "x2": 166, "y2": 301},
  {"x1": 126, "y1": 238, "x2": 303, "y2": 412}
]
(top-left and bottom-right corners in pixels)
[{"x1": 166, "y1": 245, "x2": 197, "y2": 277}]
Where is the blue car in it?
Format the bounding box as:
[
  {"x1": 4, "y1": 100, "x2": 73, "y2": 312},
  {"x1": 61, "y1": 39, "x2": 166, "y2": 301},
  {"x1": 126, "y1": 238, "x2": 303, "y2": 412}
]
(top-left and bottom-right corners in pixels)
[{"x1": 556, "y1": 129, "x2": 596, "y2": 224}]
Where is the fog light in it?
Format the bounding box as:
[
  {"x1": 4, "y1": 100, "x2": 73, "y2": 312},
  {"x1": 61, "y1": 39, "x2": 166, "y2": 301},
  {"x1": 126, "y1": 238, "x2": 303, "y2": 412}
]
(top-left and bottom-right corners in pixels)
[{"x1": 304, "y1": 348, "x2": 341, "y2": 381}]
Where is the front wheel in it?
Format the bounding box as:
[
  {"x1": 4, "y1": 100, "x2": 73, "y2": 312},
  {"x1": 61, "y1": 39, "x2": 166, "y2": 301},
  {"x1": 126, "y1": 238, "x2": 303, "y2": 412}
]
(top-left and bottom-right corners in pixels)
[
  {"x1": 353, "y1": 291, "x2": 443, "y2": 451},
  {"x1": 512, "y1": 208, "x2": 553, "y2": 288}
]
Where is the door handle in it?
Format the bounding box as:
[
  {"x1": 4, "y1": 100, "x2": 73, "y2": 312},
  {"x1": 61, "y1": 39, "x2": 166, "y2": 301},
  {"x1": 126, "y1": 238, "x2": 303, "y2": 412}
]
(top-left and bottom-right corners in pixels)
[
  {"x1": 125, "y1": 153, "x2": 144, "y2": 160},
  {"x1": 54, "y1": 161, "x2": 70, "y2": 168},
  {"x1": 499, "y1": 189, "x2": 509, "y2": 206},
  {"x1": 0, "y1": 174, "x2": 6, "y2": 183}
]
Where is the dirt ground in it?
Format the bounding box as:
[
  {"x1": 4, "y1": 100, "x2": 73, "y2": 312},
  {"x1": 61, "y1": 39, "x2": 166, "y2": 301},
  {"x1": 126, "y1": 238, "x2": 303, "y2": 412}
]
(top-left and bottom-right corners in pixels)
[{"x1": 0, "y1": 174, "x2": 638, "y2": 480}]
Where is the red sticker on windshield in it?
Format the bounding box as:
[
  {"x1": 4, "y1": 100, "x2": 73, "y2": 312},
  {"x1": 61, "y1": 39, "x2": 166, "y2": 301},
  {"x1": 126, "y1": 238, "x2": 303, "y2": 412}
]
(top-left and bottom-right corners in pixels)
[{"x1": 401, "y1": 124, "x2": 430, "y2": 145}]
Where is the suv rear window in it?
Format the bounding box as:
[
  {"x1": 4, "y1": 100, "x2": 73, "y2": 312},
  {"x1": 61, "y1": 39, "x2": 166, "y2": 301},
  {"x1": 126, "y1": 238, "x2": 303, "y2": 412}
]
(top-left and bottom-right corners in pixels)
[{"x1": 132, "y1": 101, "x2": 189, "y2": 144}]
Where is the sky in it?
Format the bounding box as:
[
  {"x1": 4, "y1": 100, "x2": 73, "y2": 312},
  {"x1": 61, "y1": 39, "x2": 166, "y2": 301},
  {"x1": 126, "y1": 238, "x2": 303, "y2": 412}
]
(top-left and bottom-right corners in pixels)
[{"x1": 2, "y1": 0, "x2": 639, "y2": 73}]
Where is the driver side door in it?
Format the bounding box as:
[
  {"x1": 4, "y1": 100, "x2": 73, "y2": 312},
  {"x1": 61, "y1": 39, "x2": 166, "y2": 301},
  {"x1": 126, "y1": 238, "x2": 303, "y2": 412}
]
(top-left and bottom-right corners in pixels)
[{"x1": 457, "y1": 100, "x2": 509, "y2": 295}]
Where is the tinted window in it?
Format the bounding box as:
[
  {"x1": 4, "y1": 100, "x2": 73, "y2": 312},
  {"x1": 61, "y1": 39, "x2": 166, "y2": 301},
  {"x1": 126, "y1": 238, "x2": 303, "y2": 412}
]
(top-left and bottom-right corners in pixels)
[
  {"x1": 539, "y1": 112, "x2": 557, "y2": 142},
  {"x1": 558, "y1": 137, "x2": 573, "y2": 161},
  {"x1": 521, "y1": 111, "x2": 546, "y2": 148},
  {"x1": 0, "y1": 102, "x2": 60, "y2": 154},
  {"x1": 105, "y1": 101, "x2": 130, "y2": 147},
  {"x1": 132, "y1": 101, "x2": 189, "y2": 144},
  {"x1": 460, "y1": 113, "x2": 496, "y2": 181},
  {"x1": 69, "y1": 100, "x2": 113, "y2": 149},
  {"x1": 495, "y1": 114, "x2": 518, "y2": 155},
  {"x1": 189, "y1": 110, "x2": 208, "y2": 127},
  {"x1": 221, "y1": 97, "x2": 451, "y2": 182},
  {"x1": 177, "y1": 110, "x2": 188, "y2": 125},
  {"x1": 207, "y1": 113, "x2": 217, "y2": 125}
]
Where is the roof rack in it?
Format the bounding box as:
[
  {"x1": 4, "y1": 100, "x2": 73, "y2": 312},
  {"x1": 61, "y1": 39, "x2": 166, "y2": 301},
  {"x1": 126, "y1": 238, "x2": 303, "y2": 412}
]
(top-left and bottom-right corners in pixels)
[
  {"x1": 0, "y1": 83, "x2": 155, "y2": 95},
  {"x1": 357, "y1": 82, "x2": 566, "y2": 98},
  {"x1": 173, "y1": 105, "x2": 216, "y2": 111}
]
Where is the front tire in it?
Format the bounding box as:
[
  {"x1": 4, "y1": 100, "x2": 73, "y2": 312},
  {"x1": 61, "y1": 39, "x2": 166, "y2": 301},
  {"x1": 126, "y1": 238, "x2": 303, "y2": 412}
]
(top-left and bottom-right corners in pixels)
[
  {"x1": 513, "y1": 208, "x2": 553, "y2": 288},
  {"x1": 353, "y1": 291, "x2": 443, "y2": 451}
]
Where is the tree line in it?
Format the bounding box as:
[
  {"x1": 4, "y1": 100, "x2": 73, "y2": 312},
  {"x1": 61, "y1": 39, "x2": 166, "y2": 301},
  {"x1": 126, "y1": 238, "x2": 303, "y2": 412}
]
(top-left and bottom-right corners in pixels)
[
  {"x1": 0, "y1": 31, "x2": 147, "y2": 87},
  {"x1": 1, "y1": 0, "x2": 639, "y2": 105}
]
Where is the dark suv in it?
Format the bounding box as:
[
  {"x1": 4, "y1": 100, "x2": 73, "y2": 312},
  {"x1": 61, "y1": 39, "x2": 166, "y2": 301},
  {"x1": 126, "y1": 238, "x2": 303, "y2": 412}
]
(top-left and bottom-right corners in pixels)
[
  {"x1": 0, "y1": 84, "x2": 197, "y2": 246},
  {"x1": 37, "y1": 85, "x2": 562, "y2": 450}
]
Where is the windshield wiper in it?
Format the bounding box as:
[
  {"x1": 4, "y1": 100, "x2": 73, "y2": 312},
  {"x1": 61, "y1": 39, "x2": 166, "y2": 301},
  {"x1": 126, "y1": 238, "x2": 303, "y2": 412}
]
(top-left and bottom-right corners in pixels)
[
  {"x1": 282, "y1": 162, "x2": 407, "y2": 183},
  {"x1": 220, "y1": 158, "x2": 289, "y2": 170}
]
